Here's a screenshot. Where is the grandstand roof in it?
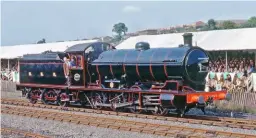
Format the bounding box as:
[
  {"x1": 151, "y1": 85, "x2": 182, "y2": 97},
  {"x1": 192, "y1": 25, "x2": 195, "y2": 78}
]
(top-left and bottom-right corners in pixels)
[
  {"x1": 116, "y1": 28, "x2": 256, "y2": 51},
  {"x1": 0, "y1": 40, "x2": 98, "y2": 59}
]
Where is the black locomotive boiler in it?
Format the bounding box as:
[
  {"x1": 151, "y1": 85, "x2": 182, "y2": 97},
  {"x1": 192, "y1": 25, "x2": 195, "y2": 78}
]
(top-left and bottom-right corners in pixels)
[
  {"x1": 91, "y1": 42, "x2": 209, "y2": 90},
  {"x1": 17, "y1": 33, "x2": 230, "y2": 117}
]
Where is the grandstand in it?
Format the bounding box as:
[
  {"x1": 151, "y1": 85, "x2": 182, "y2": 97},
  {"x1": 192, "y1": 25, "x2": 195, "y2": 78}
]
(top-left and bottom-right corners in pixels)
[
  {"x1": 1, "y1": 28, "x2": 255, "y2": 59},
  {"x1": 0, "y1": 39, "x2": 98, "y2": 59},
  {"x1": 116, "y1": 28, "x2": 256, "y2": 51}
]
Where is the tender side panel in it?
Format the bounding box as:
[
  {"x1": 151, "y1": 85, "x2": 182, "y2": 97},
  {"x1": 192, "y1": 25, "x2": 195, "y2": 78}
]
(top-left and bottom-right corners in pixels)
[{"x1": 19, "y1": 62, "x2": 66, "y2": 85}]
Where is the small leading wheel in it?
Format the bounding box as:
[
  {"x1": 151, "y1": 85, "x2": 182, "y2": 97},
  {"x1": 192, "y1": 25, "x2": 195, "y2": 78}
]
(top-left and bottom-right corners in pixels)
[
  {"x1": 176, "y1": 106, "x2": 189, "y2": 118},
  {"x1": 177, "y1": 109, "x2": 185, "y2": 117},
  {"x1": 151, "y1": 106, "x2": 168, "y2": 116},
  {"x1": 177, "y1": 107, "x2": 191, "y2": 117}
]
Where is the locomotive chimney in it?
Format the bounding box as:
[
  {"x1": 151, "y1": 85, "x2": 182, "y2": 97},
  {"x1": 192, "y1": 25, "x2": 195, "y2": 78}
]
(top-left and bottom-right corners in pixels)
[{"x1": 182, "y1": 33, "x2": 193, "y2": 47}]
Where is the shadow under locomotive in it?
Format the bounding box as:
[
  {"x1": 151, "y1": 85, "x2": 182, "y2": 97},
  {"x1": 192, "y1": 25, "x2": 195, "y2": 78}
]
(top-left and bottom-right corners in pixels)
[{"x1": 16, "y1": 33, "x2": 231, "y2": 117}]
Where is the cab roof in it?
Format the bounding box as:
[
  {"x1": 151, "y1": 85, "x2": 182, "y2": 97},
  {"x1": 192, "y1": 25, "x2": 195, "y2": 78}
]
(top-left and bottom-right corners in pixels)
[{"x1": 65, "y1": 42, "x2": 112, "y2": 53}]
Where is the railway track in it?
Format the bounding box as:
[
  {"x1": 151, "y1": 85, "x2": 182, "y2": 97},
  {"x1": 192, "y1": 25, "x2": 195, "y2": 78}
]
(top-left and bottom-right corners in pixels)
[
  {"x1": 1, "y1": 127, "x2": 50, "y2": 138},
  {"x1": 2, "y1": 105, "x2": 256, "y2": 138},
  {"x1": 1, "y1": 98, "x2": 256, "y2": 130}
]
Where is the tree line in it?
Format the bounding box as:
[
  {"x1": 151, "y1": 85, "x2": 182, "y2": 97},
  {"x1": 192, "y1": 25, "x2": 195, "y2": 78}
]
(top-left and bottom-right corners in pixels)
[
  {"x1": 111, "y1": 16, "x2": 256, "y2": 42},
  {"x1": 37, "y1": 16, "x2": 256, "y2": 44},
  {"x1": 203, "y1": 16, "x2": 256, "y2": 30}
]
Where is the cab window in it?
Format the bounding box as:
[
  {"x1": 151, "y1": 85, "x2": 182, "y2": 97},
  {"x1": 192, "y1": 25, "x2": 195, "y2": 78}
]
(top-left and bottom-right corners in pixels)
[
  {"x1": 70, "y1": 54, "x2": 83, "y2": 69},
  {"x1": 85, "y1": 46, "x2": 95, "y2": 54}
]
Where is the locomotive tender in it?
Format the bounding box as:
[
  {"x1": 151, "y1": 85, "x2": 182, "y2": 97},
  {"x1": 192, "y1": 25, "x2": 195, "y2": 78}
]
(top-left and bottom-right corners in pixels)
[{"x1": 17, "y1": 33, "x2": 231, "y2": 116}]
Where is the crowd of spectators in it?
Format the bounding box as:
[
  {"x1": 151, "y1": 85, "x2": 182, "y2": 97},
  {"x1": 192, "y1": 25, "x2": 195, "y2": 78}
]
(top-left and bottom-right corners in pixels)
[
  {"x1": 206, "y1": 53, "x2": 255, "y2": 93},
  {"x1": 208, "y1": 57, "x2": 255, "y2": 74},
  {"x1": 1, "y1": 62, "x2": 18, "y2": 81}
]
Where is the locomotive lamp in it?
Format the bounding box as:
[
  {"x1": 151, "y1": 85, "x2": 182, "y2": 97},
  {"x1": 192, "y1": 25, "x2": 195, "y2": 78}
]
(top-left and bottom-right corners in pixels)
[
  {"x1": 197, "y1": 95, "x2": 205, "y2": 104},
  {"x1": 183, "y1": 33, "x2": 193, "y2": 47},
  {"x1": 52, "y1": 72, "x2": 57, "y2": 77},
  {"x1": 40, "y1": 72, "x2": 44, "y2": 77},
  {"x1": 110, "y1": 82, "x2": 114, "y2": 88}
]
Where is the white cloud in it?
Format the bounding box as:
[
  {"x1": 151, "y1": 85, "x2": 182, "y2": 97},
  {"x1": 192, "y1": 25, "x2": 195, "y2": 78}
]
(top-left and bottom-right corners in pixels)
[{"x1": 122, "y1": 5, "x2": 141, "y2": 13}]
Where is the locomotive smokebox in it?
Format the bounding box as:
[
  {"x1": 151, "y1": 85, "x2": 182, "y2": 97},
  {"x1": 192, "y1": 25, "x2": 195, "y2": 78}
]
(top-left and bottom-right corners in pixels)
[
  {"x1": 135, "y1": 42, "x2": 150, "y2": 51},
  {"x1": 183, "y1": 33, "x2": 193, "y2": 47}
]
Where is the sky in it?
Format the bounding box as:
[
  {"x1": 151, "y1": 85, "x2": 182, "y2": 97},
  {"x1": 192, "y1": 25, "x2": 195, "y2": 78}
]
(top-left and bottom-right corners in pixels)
[{"x1": 1, "y1": 1, "x2": 256, "y2": 46}]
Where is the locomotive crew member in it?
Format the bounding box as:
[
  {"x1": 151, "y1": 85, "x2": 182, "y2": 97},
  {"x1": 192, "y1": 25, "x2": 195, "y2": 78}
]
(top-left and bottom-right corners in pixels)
[
  {"x1": 63, "y1": 57, "x2": 71, "y2": 86},
  {"x1": 70, "y1": 57, "x2": 77, "y2": 67}
]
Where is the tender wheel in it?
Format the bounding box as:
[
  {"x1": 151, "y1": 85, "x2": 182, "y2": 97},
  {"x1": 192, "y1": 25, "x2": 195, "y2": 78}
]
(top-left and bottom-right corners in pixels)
[
  {"x1": 28, "y1": 90, "x2": 40, "y2": 104},
  {"x1": 29, "y1": 98, "x2": 37, "y2": 104},
  {"x1": 151, "y1": 106, "x2": 168, "y2": 116},
  {"x1": 42, "y1": 90, "x2": 57, "y2": 105},
  {"x1": 57, "y1": 92, "x2": 69, "y2": 107}
]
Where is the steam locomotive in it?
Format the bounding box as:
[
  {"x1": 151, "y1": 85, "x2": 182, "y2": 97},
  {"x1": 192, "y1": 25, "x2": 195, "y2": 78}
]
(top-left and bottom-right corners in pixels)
[{"x1": 17, "y1": 33, "x2": 230, "y2": 117}]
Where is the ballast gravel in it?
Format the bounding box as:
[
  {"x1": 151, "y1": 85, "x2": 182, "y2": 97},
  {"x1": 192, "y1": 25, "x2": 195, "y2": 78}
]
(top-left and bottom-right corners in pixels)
[
  {"x1": 1, "y1": 114, "x2": 166, "y2": 138},
  {"x1": 2, "y1": 104, "x2": 256, "y2": 136},
  {"x1": 1, "y1": 131, "x2": 24, "y2": 138}
]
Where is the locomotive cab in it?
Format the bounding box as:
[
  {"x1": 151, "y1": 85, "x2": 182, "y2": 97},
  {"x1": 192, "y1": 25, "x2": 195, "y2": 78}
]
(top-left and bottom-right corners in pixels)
[{"x1": 64, "y1": 42, "x2": 114, "y2": 87}]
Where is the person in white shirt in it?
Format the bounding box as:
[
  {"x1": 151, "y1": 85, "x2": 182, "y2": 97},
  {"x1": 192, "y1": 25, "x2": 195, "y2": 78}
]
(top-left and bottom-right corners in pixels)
[{"x1": 63, "y1": 57, "x2": 71, "y2": 86}]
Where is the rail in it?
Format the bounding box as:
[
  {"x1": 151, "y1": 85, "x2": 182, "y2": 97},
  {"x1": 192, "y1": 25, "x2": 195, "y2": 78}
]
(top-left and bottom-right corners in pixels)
[
  {"x1": 2, "y1": 98, "x2": 256, "y2": 130},
  {"x1": 1, "y1": 127, "x2": 50, "y2": 138}
]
